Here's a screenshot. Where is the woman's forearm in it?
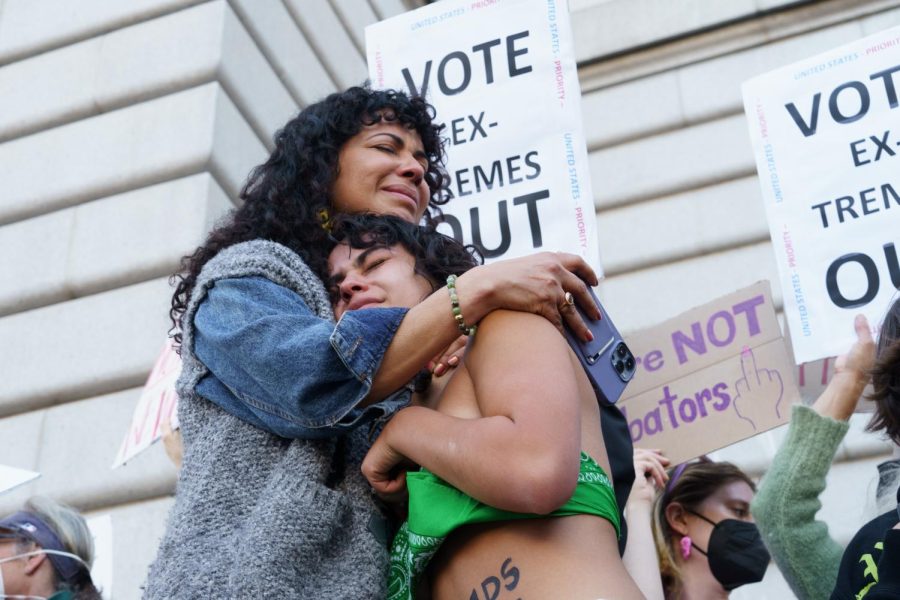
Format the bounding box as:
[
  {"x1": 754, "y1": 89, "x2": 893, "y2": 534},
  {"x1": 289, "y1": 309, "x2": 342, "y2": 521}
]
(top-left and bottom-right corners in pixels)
[
  {"x1": 751, "y1": 404, "x2": 848, "y2": 599},
  {"x1": 366, "y1": 252, "x2": 601, "y2": 402},
  {"x1": 379, "y1": 405, "x2": 579, "y2": 515},
  {"x1": 622, "y1": 502, "x2": 665, "y2": 600},
  {"x1": 366, "y1": 276, "x2": 490, "y2": 402}
]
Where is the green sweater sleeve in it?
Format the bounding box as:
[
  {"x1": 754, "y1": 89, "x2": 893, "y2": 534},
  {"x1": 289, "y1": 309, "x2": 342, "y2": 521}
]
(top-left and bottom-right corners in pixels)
[{"x1": 751, "y1": 404, "x2": 849, "y2": 600}]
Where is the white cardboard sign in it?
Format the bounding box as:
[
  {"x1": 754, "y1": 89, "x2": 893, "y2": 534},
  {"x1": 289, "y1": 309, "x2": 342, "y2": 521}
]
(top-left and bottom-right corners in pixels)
[
  {"x1": 743, "y1": 26, "x2": 900, "y2": 364},
  {"x1": 112, "y1": 339, "x2": 180, "y2": 468},
  {"x1": 366, "y1": 0, "x2": 601, "y2": 271}
]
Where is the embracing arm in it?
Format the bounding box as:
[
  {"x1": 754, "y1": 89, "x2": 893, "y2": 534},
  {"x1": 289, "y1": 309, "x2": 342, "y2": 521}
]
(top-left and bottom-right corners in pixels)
[
  {"x1": 194, "y1": 277, "x2": 410, "y2": 437},
  {"x1": 365, "y1": 310, "x2": 583, "y2": 514},
  {"x1": 365, "y1": 252, "x2": 600, "y2": 402},
  {"x1": 195, "y1": 252, "x2": 600, "y2": 436}
]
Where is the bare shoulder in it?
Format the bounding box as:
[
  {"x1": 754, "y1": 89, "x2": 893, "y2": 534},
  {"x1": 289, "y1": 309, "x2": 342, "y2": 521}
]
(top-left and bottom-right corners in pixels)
[
  {"x1": 469, "y1": 310, "x2": 562, "y2": 353},
  {"x1": 465, "y1": 310, "x2": 572, "y2": 380}
]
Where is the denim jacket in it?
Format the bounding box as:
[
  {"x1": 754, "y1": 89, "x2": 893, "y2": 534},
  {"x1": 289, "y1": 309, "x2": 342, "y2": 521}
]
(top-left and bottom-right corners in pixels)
[{"x1": 193, "y1": 276, "x2": 411, "y2": 439}]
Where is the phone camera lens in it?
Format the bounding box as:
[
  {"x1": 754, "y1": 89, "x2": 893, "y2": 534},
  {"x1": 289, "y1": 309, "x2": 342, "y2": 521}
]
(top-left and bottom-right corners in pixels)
[
  {"x1": 616, "y1": 344, "x2": 627, "y2": 357},
  {"x1": 625, "y1": 357, "x2": 635, "y2": 370},
  {"x1": 615, "y1": 360, "x2": 625, "y2": 373}
]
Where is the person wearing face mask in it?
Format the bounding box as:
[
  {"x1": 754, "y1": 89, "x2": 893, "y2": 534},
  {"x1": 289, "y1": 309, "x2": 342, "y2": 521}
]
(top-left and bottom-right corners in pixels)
[
  {"x1": 0, "y1": 497, "x2": 100, "y2": 600},
  {"x1": 652, "y1": 458, "x2": 769, "y2": 599}
]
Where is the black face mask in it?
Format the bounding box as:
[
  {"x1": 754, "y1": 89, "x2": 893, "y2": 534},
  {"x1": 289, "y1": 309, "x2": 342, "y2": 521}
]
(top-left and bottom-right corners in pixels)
[{"x1": 689, "y1": 511, "x2": 770, "y2": 591}]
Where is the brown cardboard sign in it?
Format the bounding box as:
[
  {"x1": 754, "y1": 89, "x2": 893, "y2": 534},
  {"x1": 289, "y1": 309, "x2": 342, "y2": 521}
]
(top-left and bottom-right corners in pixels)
[{"x1": 618, "y1": 281, "x2": 800, "y2": 464}]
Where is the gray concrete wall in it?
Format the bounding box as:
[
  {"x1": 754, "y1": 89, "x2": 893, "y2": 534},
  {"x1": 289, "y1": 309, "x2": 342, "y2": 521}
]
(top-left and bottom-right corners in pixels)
[{"x1": 0, "y1": 0, "x2": 896, "y2": 597}]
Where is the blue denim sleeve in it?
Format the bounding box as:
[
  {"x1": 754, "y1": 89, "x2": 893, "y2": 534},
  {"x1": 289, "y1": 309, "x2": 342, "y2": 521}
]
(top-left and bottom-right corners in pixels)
[{"x1": 193, "y1": 276, "x2": 409, "y2": 438}]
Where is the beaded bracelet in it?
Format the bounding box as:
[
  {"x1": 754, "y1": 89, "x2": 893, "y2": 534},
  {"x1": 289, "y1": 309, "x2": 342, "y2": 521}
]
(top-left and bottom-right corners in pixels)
[{"x1": 446, "y1": 275, "x2": 477, "y2": 337}]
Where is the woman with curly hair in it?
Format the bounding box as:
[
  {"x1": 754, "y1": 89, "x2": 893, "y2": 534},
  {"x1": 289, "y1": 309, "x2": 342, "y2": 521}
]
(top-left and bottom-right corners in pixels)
[{"x1": 144, "y1": 86, "x2": 601, "y2": 599}]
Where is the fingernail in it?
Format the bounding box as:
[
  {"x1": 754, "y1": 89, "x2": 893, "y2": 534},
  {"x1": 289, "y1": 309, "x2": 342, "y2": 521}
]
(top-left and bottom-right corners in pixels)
[
  {"x1": 434, "y1": 364, "x2": 446, "y2": 376},
  {"x1": 585, "y1": 330, "x2": 594, "y2": 342},
  {"x1": 427, "y1": 361, "x2": 435, "y2": 372},
  {"x1": 448, "y1": 355, "x2": 459, "y2": 366}
]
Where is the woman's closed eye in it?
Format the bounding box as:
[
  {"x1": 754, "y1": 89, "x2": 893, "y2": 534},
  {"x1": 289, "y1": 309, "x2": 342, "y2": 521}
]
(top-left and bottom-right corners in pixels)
[
  {"x1": 363, "y1": 257, "x2": 388, "y2": 273},
  {"x1": 360, "y1": 248, "x2": 392, "y2": 273}
]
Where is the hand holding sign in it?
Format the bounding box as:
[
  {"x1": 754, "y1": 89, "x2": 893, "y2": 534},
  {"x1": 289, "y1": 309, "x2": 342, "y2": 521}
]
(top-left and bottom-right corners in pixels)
[
  {"x1": 733, "y1": 346, "x2": 785, "y2": 431},
  {"x1": 833, "y1": 314, "x2": 876, "y2": 383},
  {"x1": 812, "y1": 314, "x2": 876, "y2": 421}
]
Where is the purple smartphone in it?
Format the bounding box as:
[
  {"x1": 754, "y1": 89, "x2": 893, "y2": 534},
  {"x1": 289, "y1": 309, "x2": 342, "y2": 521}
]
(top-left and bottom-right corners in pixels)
[{"x1": 563, "y1": 288, "x2": 636, "y2": 404}]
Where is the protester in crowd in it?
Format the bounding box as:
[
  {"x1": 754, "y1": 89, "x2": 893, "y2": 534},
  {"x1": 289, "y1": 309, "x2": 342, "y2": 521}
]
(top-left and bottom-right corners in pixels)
[
  {"x1": 652, "y1": 458, "x2": 769, "y2": 599},
  {"x1": 145, "y1": 86, "x2": 602, "y2": 598},
  {"x1": 623, "y1": 448, "x2": 669, "y2": 600},
  {"x1": 751, "y1": 314, "x2": 875, "y2": 598},
  {"x1": 751, "y1": 300, "x2": 900, "y2": 600},
  {"x1": 831, "y1": 300, "x2": 900, "y2": 599},
  {"x1": 0, "y1": 497, "x2": 101, "y2": 600},
  {"x1": 326, "y1": 214, "x2": 641, "y2": 599}
]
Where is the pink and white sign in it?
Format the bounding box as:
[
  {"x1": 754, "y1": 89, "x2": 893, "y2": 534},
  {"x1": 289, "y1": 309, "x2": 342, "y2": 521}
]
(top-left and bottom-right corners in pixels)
[{"x1": 112, "y1": 339, "x2": 180, "y2": 468}]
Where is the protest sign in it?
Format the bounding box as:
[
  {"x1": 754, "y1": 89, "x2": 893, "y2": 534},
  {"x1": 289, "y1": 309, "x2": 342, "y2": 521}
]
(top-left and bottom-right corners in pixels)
[
  {"x1": 743, "y1": 26, "x2": 900, "y2": 364},
  {"x1": 619, "y1": 282, "x2": 800, "y2": 464},
  {"x1": 0, "y1": 465, "x2": 39, "y2": 496},
  {"x1": 366, "y1": 0, "x2": 601, "y2": 270},
  {"x1": 112, "y1": 339, "x2": 180, "y2": 468}
]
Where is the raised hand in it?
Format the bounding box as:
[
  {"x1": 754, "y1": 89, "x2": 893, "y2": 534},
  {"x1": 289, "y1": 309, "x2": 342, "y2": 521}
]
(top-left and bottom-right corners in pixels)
[
  {"x1": 813, "y1": 314, "x2": 875, "y2": 421},
  {"x1": 627, "y1": 448, "x2": 670, "y2": 509},
  {"x1": 733, "y1": 346, "x2": 785, "y2": 430},
  {"x1": 834, "y1": 314, "x2": 876, "y2": 380}
]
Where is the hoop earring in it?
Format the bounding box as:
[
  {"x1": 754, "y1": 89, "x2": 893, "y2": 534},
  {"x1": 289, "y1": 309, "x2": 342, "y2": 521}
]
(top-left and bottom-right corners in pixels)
[{"x1": 318, "y1": 208, "x2": 332, "y2": 233}]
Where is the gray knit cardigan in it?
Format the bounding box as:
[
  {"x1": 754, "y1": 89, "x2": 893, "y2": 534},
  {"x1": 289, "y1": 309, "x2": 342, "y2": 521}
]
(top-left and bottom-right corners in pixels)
[{"x1": 144, "y1": 240, "x2": 389, "y2": 599}]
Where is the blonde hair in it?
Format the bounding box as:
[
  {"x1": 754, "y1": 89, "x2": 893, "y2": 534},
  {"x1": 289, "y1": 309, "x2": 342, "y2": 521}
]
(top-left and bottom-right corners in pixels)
[
  {"x1": 24, "y1": 496, "x2": 95, "y2": 570},
  {"x1": 21, "y1": 497, "x2": 102, "y2": 599},
  {"x1": 651, "y1": 459, "x2": 755, "y2": 598}
]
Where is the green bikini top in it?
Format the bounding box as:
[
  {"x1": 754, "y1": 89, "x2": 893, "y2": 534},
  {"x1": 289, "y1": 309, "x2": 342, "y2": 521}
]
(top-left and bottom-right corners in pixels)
[{"x1": 387, "y1": 452, "x2": 620, "y2": 600}]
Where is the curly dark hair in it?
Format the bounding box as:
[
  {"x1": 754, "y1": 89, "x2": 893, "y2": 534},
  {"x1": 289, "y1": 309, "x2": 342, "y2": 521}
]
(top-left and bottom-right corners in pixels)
[
  {"x1": 169, "y1": 86, "x2": 447, "y2": 347},
  {"x1": 327, "y1": 213, "x2": 481, "y2": 296},
  {"x1": 867, "y1": 297, "x2": 900, "y2": 444}
]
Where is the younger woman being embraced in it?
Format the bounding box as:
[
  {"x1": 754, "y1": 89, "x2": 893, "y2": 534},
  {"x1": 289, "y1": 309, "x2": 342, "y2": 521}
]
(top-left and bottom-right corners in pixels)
[{"x1": 327, "y1": 215, "x2": 642, "y2": 600}]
